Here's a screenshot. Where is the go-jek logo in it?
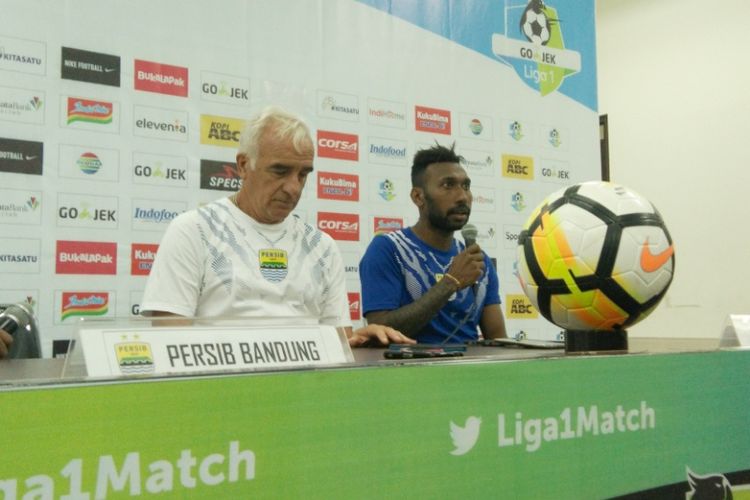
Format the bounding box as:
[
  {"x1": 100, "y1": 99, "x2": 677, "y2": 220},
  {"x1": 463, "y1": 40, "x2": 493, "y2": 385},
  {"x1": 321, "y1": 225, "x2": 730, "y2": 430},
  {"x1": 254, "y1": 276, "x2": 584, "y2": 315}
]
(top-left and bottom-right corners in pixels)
[
  {"x1": 491, "y1": 0, "x2": 581, "y2": 96},
  {"x1": 449, "y1": 416, "x2": 481, "y2": 455}
]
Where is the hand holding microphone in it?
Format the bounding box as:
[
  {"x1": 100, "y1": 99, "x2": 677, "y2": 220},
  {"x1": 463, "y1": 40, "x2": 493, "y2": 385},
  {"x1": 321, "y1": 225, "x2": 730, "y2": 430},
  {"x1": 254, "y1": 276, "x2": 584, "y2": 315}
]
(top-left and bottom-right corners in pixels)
[{"x1": 444, "y1": 224, "x2": 484, "y2": 291}]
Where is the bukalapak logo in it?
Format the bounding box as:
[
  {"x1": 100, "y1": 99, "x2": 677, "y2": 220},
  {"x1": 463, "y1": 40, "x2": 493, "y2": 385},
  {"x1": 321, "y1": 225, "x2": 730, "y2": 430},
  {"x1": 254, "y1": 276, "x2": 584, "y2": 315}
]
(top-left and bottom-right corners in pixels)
[
  {"x1": 317, "y1": 212, "x2": 359, "y2": 241},
  {"x1": 134, "y1": 59, "x2": 188, "y2": 97},
  {"x1": 200, "y1": 159, "x2": 242, "y2": 191},
  {"x1": 0, "y1": 137, "x2": 43, "y2": 175},
  {"x1": 415, "y1": 105, "x2": 451, "y2": 135},
  {"x1": 317, "y1": 130, "x2": 358, "y2": 162},
  {"x1": 61, "y1": 47, "x2": 120, "y2": 87},
  {"x1": 56, "y1": 240, "x2": 117, "y2": 275}
]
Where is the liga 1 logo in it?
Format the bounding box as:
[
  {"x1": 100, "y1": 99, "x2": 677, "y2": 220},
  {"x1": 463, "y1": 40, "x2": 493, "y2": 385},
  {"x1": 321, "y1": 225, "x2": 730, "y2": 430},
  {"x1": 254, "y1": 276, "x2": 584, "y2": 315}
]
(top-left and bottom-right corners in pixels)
[
  {"x1": 491, "y1": 0, "x2": 582, "y2": 96},
  {"x1": 259, "y1": 249, "x2": 288, "y2": 283}
]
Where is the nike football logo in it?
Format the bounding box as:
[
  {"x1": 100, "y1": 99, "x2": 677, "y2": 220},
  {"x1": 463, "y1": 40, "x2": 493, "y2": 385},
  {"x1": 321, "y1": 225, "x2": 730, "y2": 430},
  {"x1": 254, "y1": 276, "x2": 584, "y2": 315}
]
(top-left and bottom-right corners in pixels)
[{"x1": 640, "y1": 238, "x2": 674, "y2": 273}]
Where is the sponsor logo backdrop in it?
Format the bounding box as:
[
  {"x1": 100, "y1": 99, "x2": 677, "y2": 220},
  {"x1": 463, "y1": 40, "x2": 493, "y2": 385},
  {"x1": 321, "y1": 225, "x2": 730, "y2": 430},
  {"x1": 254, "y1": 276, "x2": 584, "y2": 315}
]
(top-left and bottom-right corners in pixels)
[{"x1": 0, "y1": 0, "x2": 598, "y2": 353}]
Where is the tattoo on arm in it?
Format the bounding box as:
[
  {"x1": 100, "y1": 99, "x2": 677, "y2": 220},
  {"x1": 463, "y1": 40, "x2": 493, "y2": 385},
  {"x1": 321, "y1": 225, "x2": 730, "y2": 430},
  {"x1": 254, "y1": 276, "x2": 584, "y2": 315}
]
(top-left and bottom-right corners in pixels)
[{"x1": 366, "y1": 280, "x2": 458, "y2": 338}]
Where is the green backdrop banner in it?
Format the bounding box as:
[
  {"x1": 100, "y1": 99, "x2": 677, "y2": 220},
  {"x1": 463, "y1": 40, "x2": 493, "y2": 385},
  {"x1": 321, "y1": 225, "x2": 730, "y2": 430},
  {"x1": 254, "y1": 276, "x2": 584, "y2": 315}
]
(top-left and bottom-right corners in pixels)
[{"x1": 1, "y1": 350, "x2": 749, "y2": 498}]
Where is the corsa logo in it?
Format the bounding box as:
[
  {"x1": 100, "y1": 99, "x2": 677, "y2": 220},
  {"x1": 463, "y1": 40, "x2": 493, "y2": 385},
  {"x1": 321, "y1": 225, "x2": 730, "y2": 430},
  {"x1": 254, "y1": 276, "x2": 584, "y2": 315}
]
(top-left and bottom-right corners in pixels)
[
  {"x1": 317, "y1": 130, "x2": 358, "y2": 161},
  {"x1": 317, "y1": 212, "x2": 359, "y2": 241},
  {"x1": 348, "y1": 292, "x2": 361, "y2": 320},
  {"x1": 131, "y1": 243, "x2": 158, "y2": 276}
]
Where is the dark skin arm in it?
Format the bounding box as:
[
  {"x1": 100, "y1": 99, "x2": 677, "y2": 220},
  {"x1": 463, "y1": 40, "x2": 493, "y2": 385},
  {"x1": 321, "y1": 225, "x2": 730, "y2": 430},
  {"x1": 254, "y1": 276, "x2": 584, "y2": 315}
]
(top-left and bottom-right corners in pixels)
[
  {"x1": 479, "y1": 304, "x2": 508, "y2": 340},
  {"x1": 365, "y1": 244, "x2": 486, "y2": 338},
  {"x1": 0, "y1": 329, "x2": 12, "y2": 359}
]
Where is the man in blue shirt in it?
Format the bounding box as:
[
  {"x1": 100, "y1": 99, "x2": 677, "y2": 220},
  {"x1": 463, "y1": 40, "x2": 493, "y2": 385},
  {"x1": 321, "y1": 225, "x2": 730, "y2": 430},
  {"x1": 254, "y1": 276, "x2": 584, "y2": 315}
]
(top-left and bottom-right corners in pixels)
[{"x1": 359, "y1": 143, "x2": 507, "y2": 344}]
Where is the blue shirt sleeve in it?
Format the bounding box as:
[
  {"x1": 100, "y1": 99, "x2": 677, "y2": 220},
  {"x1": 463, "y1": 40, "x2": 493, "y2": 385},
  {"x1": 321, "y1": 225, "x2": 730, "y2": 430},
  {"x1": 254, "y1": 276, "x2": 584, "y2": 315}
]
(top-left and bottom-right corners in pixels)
[
  {"x1": 359, "y1": 234, "x2": 405, "y2": 315},
  {"x1": 483, "y1": 253, "x2": 501, "y2": 307}
]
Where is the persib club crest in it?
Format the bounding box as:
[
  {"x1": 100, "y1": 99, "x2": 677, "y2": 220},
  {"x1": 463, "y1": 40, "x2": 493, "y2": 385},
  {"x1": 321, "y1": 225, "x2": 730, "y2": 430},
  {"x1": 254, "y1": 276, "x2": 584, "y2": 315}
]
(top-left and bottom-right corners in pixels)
[
  {"x1": 116, "y1": 340, "x2": 154, "y2": 375},
  {"x1": 259, "y1": 249, "x2": 288, "y2": 282}
]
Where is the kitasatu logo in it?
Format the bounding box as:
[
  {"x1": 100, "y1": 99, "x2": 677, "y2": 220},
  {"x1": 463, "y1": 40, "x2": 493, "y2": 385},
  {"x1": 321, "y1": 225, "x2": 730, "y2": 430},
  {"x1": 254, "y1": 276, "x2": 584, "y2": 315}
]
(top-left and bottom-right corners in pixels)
[
  {"x1": 317, "y1": 130, "x2": 358, "y2": 161},
  {"x1": 61, "y1": 292, "x2": 109, "y2": 321},
  {"x1": 134, "y1": 59, "x2": 188, "y2": 97},
  {"x1": 56, "y1": 240, "x2": 117, "y2": 275},
  {"x1": 317, "y1": 172, "x2": 359, "y2": 202},
  {"x1": 415, "y1": 105, "x2": 451, "y2": 135},
  {"x1": 67, "y1": 97, "x2": 112, "y2": 125},
  {"x1": 318, "y1": 212, "x2": 359, "y2": 241}
]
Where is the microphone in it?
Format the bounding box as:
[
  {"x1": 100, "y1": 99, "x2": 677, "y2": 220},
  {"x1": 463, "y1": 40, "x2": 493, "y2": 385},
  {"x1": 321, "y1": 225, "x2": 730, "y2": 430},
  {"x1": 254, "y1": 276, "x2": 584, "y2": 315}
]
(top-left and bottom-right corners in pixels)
[
  {"x1": 0, "y1": 302, "x2": 41, "y2": 359},
  {"x1": 460, "y1": 224, "x2": 481, "y2": 296},
  {"x1": 461, "y1": 223, "x2": 478, "y2": 248}
]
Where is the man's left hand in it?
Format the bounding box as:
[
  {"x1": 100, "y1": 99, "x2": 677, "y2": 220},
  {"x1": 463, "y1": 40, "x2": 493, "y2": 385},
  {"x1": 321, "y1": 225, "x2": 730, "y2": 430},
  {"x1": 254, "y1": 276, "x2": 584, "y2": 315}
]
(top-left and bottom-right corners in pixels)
[{"x1": 348, "y1": 324, "x2": 416, "y2": 347}]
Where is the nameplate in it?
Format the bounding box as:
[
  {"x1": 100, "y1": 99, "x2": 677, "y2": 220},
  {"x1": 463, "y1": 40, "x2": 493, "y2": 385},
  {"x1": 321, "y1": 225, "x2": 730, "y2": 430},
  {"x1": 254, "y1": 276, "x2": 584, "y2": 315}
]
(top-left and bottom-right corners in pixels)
[
  {"x1": 720, "y1": 314, "x2": 750, "y2": 348},
  {"x1": 78, "y1": 324, "x2": 354, "y2": 378}
]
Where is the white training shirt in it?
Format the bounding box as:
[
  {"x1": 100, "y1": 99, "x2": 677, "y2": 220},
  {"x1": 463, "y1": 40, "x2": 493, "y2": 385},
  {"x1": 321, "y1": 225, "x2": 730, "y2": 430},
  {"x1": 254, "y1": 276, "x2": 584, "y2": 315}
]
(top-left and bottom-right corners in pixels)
[{"x1": 140, "y1": 197, "x2": 351, "y2": 327}]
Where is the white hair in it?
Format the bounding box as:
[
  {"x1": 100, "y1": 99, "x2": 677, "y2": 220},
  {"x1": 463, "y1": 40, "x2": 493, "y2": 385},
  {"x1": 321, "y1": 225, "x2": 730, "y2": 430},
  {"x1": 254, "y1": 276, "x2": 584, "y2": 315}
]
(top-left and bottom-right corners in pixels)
[{"x1": 238, "y1": 106, "x2": 313, "y2": 169}]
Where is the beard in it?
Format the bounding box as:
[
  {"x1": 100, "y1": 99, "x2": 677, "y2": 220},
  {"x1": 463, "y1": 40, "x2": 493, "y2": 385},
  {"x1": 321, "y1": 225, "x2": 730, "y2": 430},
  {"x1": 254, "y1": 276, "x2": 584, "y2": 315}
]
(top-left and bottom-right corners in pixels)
[{"x1": 424, "y1": 193, "x2": 471, "y2": 232}]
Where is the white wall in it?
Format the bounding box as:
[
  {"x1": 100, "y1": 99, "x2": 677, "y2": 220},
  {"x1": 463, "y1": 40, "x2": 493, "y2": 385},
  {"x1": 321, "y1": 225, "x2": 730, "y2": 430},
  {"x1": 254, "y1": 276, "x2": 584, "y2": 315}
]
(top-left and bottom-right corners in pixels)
[{"x1": 596, "y1": 0, "x2": 750, "y2": 338}]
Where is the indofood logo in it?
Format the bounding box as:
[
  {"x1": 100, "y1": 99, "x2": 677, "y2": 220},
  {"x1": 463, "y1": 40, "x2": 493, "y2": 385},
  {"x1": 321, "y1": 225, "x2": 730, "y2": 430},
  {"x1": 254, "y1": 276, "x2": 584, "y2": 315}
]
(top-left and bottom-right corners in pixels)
[
  {"x1": 368, "y1": 138, "x2": 407, "y2": 166},
  {"x1": 491, "y1": 0, "x2": 582, "y2": 97},
  {"x1": 77, "y1": 152, "x2": 102, "y2": 175}
]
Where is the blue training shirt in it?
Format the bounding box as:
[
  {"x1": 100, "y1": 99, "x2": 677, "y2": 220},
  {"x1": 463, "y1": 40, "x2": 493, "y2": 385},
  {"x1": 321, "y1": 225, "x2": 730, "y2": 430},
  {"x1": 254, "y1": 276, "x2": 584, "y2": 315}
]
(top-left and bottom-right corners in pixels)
[{"x1": 359, "y1": 227, "x2": 501, "y2": 344}]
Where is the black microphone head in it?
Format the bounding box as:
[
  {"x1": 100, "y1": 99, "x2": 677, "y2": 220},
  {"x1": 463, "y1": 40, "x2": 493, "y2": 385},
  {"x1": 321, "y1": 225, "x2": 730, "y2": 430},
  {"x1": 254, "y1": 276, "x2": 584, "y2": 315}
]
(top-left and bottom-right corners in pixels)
[
  {"x1": 0, "y1": 302, "x2": 41, "y2": 359},
  {"x1": 461, "y1": 223, "x2": 478, "y2": 247}
]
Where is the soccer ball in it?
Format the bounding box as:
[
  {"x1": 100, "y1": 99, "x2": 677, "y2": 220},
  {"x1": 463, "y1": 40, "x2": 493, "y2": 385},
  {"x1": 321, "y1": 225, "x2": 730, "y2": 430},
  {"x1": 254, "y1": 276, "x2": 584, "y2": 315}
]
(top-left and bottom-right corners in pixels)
[
  {"x1": 516, "y1": 181, "x2": 675, "y2": 332},
  {"x1": 520, "y1": 6, "x2": 551, "y2": 46}
]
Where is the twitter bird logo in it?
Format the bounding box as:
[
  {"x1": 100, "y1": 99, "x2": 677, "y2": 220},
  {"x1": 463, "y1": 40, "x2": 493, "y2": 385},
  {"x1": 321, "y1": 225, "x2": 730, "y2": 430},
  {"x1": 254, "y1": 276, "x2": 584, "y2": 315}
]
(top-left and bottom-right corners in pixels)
[{"x1": 449, "y1": 416, "x2": 482, "y2": 455}]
